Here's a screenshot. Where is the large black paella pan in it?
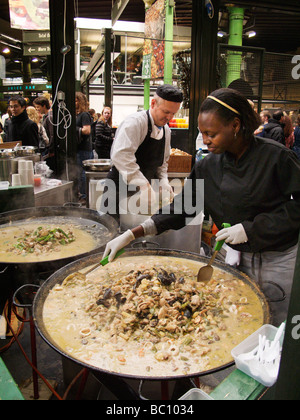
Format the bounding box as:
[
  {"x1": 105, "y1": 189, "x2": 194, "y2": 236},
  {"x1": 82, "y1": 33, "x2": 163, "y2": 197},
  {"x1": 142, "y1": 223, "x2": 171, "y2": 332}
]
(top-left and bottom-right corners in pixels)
[
  {"x1": 33, "y1": 248, "x2": 271, "y2": 395},
  {"x1": 0, "y1": 206, "x2": 118, "y2": 275}
]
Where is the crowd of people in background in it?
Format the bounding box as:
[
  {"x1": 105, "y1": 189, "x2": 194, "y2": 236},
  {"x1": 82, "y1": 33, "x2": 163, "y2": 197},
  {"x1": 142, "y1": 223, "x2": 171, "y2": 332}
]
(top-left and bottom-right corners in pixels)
[
  {"x1": 75, "y1": 92, "x2": 114, "y2": 204},
  {"x1": 0, "y1": 92, "x2": 115, "y2": 206},
  {"x1": 254, "y1": 108, "x2": 300, "y2": 157},
  {"x1": 1, "y1": 91, "x2": 300, "y2": 206}
]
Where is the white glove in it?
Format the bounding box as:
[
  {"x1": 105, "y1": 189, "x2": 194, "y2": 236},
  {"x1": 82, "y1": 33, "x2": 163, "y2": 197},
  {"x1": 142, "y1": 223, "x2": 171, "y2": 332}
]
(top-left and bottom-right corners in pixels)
[
  {"x1": 224, "y1": 244, "x2": 241, "y2": 267},
  {"x1": 215, "y1": 223, "x2": 248, "y2": 245},
  {"x1": 103, "y1": 230, "x2": 135, "y2": 262},
  {"x1": 139, "y1": 183, "x2": 158, "y2": 214},
  {"x1": 159, "y1": 178, "x2": 175, "y2": 204}
]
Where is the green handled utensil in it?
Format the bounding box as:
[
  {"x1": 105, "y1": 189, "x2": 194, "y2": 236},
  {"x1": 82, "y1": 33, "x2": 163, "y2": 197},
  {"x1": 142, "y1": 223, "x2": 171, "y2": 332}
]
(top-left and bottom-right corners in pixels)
[
  {"x1": 83, "y1": 248, "x2": 125, "y2": 277},
  {"x1": 197, "y1": 223, "x2": 231, "y2": 283}
]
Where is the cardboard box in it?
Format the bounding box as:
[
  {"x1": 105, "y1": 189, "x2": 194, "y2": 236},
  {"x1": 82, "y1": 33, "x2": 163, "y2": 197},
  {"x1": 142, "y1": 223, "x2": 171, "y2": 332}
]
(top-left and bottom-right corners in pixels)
[{"x1": 168, "y1": 154, "x2": 192, "y2": 173}]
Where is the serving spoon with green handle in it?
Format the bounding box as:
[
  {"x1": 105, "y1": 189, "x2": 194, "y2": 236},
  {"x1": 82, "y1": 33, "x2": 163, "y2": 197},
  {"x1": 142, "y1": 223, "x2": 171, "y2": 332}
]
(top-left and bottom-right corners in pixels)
[
  {"x1": 83, "y1": 248, "x2": 125, "y2": 277},
  {"x1": 197, "y1": 223, "x2": 231, "y2": 283}
]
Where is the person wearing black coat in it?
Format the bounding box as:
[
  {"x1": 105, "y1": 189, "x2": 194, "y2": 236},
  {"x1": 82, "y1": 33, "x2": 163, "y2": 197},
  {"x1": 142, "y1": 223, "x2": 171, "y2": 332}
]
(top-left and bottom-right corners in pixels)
[
  {"x1": 258, "y1": 110, "x2": 285, "y2": 145},
  {"x1": 4, "y1": 95, "x2": 39, "y2": 148},
  {"x1": 95, "y1": 106, "x2": 114, "y2": 159},
  {"x1": 103, "y1": 88, "x2": 300, "y2": 325}
]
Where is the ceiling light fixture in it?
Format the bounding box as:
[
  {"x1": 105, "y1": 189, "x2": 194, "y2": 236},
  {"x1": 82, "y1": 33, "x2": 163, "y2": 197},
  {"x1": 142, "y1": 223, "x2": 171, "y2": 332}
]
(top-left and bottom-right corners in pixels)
[
  {"x1": 246, "y1": 30, "x2": 256, "y2": 38},
  {"x1": 2, "y1": 47, "x2": 10, "y2": 54},
  {"x1": 217, "y1": 30, "x2": 227, "y2": 38}
]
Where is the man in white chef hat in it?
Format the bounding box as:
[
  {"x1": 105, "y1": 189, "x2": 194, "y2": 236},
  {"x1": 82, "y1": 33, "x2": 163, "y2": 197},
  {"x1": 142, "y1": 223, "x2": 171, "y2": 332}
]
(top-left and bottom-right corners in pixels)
[{"x1": 102, "y1": 84, "x2": 183, "y2": 217}]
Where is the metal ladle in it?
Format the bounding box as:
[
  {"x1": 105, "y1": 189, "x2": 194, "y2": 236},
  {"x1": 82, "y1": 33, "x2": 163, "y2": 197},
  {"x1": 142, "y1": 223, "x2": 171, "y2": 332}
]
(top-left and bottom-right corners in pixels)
[{"x1": 197, "y1": 223, "x2": 231, "y2": 283}]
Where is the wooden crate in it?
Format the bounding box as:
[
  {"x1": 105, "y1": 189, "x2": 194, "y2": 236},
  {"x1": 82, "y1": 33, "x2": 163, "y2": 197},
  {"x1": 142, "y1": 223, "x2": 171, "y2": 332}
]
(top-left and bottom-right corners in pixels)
[
  {"x1": 167, "y1": 154, "x2": 192, "y2": 173},
  {"x1": 0, "y1": 141, "x2": 22, "y2": 149}
]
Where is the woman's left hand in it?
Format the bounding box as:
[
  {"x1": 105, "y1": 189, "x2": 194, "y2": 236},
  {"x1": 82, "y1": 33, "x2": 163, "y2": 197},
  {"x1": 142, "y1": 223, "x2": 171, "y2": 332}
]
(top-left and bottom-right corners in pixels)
[{"x1": 216, "y1": 223, "x2": 248, "y2": 245}]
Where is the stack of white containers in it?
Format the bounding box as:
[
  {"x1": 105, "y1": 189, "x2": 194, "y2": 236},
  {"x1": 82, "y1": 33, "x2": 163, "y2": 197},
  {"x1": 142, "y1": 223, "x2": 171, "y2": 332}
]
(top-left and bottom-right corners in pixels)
[{"x1": 13, "y1": 159, "x2": 34, "y2": 187}]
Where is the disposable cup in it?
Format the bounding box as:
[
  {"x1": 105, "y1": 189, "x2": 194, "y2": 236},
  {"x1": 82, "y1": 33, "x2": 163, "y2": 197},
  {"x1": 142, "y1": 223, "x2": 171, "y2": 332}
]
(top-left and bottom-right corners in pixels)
[
  {"x1": 18, "y1": 169, "x2": 28, "y2": 185},
  {"x1": 18, "y1": 160, "x2": 27, "y2": 171},
  {"x1": 34, "y1": 175, "x2": 42, "y2": 187},
  {"x1": 12, "y1": 173, "x2": 22, "y2": 186},
  {"x1": 26, "y1": 160, "x2": 34, "y2": 170},
  {"x1": 27, "y1": 169, "x2": 34, "y2": 186},
  {"x1": 19, "y1": 169, "x2": 34, "y2": 185}
]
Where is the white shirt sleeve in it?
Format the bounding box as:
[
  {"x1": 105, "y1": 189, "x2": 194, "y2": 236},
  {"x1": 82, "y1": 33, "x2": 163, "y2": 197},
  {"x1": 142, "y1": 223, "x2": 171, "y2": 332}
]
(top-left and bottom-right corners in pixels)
[
  {"x1": 141, "y1": 218, "x2": 158, "y2": 236},
  {"x1": 110, "y1": 111, "x2": 171, "y2": 186}
]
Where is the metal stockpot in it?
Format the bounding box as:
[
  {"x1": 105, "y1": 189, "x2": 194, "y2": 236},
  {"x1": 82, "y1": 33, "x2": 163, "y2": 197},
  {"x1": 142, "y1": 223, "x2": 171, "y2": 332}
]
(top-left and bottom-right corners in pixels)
[
  {"x1": 0, "y1": 154, "x2": 41, "y2": 182},
  {"x1": 0, "y1": 158, "x2": 13, "y2": 182},
  {"x1": 15, "y1": 146, "x2": 38, "y2": 157},
  {"x1": 0, "y1": 149, "x2": 16, "y2": 158}
]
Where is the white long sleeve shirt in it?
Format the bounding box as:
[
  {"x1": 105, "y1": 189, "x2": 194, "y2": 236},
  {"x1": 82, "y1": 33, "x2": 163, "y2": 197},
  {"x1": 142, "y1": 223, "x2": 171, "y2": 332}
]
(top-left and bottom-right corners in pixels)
[{"x1": 110, "y1": 110, "x2": 171, "y2": 187}]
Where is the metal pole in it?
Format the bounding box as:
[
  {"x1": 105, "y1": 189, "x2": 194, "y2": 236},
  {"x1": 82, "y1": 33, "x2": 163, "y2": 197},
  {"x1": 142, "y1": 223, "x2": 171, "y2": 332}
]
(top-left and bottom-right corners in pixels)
[
  {"x1": 104, "y1": 28, "x2": 112, "y2": 108},
  {"x1": 257, "y1": 48, "x2": 265, "y2": 113},
  {"x1": 164, "y1": 0, "x2": 174, "y2": 85},
  {"x1": 29, "y1": 315, "x2": 39, "y2": 400},
  {"x1": 49, "y1": 0, "x2": 76, "y2": 180},
  {"x1": 143, "y1": 0, "x2": 155, "y2": 110},
  {"x1": 226, "y1": 7, "x2": 244, "y2": 87},
  {"x1": 75, "y1": 28, "x2": 81, "y2": 83},
  {"x1": 189, "y1": 0, "x2": 220, "y2": 156},
  {"x1": 124, "y1": 33, "x2": 128, "y2": 84},
  {"x1": 144, "y1": 79, "x2": 151, "y2": 110}
]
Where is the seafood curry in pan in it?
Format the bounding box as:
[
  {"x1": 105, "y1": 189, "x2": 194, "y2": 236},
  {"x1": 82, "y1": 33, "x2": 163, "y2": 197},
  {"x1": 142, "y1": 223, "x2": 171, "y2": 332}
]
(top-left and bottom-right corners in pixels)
[
  {"x1": 43, "y1": 255, "x2": 266, "y2": 378},
  {"x1": 0, "y1": 217, "x2": 102, "y2": 263}
]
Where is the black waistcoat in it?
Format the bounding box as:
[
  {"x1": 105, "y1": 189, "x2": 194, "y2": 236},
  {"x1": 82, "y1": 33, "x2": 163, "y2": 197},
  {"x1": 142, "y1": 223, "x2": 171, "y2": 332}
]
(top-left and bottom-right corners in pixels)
[{"x1": 107, "y1": 110, "x2": 166, "y2": 187}]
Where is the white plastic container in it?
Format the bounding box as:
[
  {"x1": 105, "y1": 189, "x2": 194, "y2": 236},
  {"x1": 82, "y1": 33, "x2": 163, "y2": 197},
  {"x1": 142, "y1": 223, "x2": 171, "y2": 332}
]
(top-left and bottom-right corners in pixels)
[
  {"x1": 231, "y1": 324, "x2": 284, "y2": 387},
  {"x1": 0, "y1": 181, "x2": 9, "y2": 190},
  {"x1": 179, "y1": 388, "x2": 214, "y2": 400}
]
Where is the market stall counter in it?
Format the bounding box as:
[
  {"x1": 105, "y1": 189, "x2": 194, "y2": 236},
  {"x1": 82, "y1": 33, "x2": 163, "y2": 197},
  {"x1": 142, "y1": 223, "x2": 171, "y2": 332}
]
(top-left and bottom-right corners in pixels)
[
  {"x1": 0, "y1": 181, "x2": 74, "y2": 212},
  {"x1": 85, "y1": 172, "x2": 191, "y2": 210},
  {"x1": 34, "y1": 180, "x2": 73, "y2": 207}
]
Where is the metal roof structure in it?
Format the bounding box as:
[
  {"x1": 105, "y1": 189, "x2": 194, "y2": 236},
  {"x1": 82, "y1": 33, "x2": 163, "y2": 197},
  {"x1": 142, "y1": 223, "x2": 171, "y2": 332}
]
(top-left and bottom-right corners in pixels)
[{"x1": 0, "y1": 0, "x2": 299, "y2": 78}]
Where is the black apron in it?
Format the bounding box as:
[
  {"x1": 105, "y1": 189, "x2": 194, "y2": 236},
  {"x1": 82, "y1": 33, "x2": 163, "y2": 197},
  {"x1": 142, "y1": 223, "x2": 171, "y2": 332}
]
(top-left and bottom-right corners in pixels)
[
  {"x1": 103, "y1": 110, "x2": 166, "y2": 218},
  {"x1": 107, "y1": 109, "x2": 166, "y2": 187}
]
